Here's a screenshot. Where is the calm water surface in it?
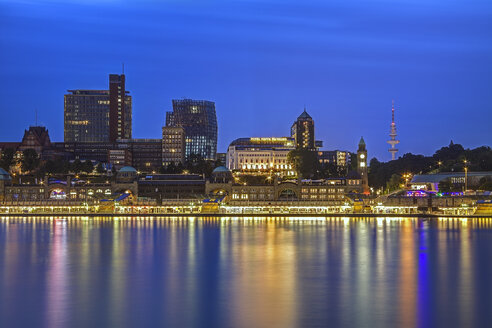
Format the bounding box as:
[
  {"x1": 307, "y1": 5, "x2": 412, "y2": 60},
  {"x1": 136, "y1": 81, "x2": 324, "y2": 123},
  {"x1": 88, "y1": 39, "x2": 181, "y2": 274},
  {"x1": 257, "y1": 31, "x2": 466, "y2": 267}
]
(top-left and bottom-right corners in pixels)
[{"x1": 0, "y1": 217, "x2": 491, "y2": 328}]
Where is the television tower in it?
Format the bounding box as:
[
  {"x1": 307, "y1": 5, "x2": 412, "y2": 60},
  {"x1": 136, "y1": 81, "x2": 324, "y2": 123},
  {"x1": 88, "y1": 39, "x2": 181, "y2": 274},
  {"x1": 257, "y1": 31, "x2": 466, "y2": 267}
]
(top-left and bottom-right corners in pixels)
[{"x1": 387, "y1": 100, "x2": 399, "y2": 160}]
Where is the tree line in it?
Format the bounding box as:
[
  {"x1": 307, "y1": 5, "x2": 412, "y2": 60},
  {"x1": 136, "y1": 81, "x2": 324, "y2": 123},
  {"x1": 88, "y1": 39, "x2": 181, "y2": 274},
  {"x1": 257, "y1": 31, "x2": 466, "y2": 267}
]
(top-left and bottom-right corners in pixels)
[
  {"x1": 0, "y1": 148, "x2": 223, "y2": 178},
  {"x1": 3, "y1": 142, "x2": 491, "y2": 190},
  {"x1": 160, "y1": 153, "x2": 224, "y2": 177},
  {"x1": 285, "y1": 142, "x2": 492, "y2": 192},
  {"x1": 0, "y1": 148, "x2": 105, "y2": 176},
  {"x1": 369, "y1": 142, "x2": 492, "y2": 192},
  {"x1": 286, "y1": 149, "x2": 356, "y2": 179}
]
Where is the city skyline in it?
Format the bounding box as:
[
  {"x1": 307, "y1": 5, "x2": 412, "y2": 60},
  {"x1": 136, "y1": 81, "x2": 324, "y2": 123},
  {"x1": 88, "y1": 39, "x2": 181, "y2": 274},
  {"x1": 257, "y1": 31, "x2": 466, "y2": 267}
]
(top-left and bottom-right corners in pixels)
[
  {"x1": 1, "y1": 0, "x2": 491, "y2": 160},
  {"x1": 1, "y1": 2, "x2": 491, "y2": 328}
]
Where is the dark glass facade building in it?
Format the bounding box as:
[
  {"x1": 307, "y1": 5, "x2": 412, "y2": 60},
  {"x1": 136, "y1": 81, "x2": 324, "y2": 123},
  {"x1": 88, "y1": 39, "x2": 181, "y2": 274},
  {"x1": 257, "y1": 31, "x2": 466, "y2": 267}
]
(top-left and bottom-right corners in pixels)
[
  {"x1": 165, "y1": 99, "x2": 217, "y2": 161},
  {"x1": 51, "y1": 139, "x2": 162, "y2": 171},
  {"x1": 64, "y1": 74, "x2": 131, "y2": 143},
  {"x1": 138, "y1": 174, "x2": 206, "y2": 201},
  {"x1": 126, "y1": 139, "x2": 162, "y2": 171},
  {"x1": 291, "y1": 109, "x2": 315, "y2": 150},
  {"x1": 109, "y1": 74, "x2": 132, "y2": 142}
]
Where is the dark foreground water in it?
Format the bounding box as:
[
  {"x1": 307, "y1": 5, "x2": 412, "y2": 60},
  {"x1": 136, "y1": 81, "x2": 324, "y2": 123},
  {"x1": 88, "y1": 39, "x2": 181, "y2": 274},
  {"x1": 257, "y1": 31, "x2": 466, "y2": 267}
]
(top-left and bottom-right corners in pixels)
[{"x1": 0, "y1": 217, "x2": 492, "y2": 328}]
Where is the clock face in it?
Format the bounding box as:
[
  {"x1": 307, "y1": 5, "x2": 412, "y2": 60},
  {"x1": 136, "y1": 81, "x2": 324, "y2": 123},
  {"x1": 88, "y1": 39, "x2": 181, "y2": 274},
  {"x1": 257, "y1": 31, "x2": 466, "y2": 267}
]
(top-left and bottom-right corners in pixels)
[
  {"x1": 360, "y1": 162, "x2": 366, "y2": 167},
  {"x1": 360, "y1": 154, "x2": 365, "y2": 159}
]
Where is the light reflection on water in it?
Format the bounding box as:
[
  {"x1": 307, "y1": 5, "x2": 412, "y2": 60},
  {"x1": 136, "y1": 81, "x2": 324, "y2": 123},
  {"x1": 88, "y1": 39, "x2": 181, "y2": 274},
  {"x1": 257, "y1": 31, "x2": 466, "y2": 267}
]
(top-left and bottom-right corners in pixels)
[{"x1": 0, "y1": 217, "x2": 491, "y2": 328}]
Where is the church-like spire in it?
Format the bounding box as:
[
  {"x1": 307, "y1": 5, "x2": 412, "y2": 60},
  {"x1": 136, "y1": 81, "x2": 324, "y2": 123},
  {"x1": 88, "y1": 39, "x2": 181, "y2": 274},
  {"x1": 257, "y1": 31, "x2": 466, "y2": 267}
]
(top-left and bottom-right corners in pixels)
[{"x1": 358, "y1": 136, "x2": 366, "y2": 150}]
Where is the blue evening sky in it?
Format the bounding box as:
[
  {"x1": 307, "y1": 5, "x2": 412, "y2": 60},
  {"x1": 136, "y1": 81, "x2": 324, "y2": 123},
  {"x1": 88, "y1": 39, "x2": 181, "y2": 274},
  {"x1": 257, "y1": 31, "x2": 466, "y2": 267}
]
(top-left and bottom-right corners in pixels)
[{"x1": 0, "y1": 0, "x2": 491, "y2": 160}]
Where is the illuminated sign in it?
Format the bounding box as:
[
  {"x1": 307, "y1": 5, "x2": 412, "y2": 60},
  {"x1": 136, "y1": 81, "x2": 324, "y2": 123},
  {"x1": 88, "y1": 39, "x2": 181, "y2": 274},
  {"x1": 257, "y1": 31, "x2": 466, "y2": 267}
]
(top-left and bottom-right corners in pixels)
[
  {"x1": 250, "y1": 137, "x2": 289, "y2": 144},
  {"x1": 67, "y1": 120, "x2": 89, "y2": 125},
  {"x1": 411, "y1": 184, "x2": 427, "y2": 190},
  {"x1": 50, "y1": 189, "x2": 67, "y2": 200}
]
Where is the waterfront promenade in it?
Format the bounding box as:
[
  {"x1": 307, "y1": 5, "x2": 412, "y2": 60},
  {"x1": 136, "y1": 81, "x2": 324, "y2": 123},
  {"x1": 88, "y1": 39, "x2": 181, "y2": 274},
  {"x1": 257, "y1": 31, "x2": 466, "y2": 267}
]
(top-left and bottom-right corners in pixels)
[
  {"x1": 0, "y1": 205, "x2": 489, "y2": 218},
  {"x1": 1, "y1": 195, "x2": 491, "y2": 217}
]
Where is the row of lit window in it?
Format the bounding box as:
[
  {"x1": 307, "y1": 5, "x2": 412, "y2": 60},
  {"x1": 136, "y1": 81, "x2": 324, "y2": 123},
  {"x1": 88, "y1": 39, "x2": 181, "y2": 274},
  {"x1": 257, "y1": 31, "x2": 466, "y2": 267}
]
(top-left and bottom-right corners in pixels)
[
  {"x1": 231, "y1": 194, "x2": 274, "y2": 200},
  {"x1": 301, "y1": 194, "x2": 343, "y2": 199},
  {"x1": 239, "y1": 158, "x2": 287, "y2": 163},
  {"x1": 301, "y1": 188, "x2": 345, "y2": 193},
  {"x1": 241, "y1": 164, "x2": 292, "y2": 170}
]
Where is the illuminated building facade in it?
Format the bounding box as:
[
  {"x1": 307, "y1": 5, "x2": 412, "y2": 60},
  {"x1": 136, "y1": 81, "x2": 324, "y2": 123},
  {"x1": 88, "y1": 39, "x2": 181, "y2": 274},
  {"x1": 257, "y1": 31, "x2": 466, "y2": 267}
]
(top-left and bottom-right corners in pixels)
[
  {"x1": 165, "y1": 99, "x2": 217, "y2": 161},
  {"x1": 226, "y1": 137, "x2": 296, "y2": 176},
  {"x1": 162, "y1": 126, "x2": 185, "y2": 166},
  {"x1": 0, "y1": 168, "x2": 11, "y2": 202},
  {"x1": 1, "y1": 175, "x2": 132, "y2": 202},
  {"x1": 410, "y1": 171, "x2": 492, "y2": 192},
  {"x1": 206, "y1": 175, "x2": 363, "y2": 203},
  {"x1": 291, "y1": 109, "x2": 315, "y2": 150},
  {"x1": 64, "y1": 74, "x2": 132, "y2": 143}
]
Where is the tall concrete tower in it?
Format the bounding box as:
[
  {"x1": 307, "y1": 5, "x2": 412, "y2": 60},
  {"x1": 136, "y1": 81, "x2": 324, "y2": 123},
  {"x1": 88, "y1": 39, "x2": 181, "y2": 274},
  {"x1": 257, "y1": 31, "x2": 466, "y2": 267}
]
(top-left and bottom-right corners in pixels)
[
  {"x1": 387, "y1": 100, "x2": 399, "y2": 160},
  {"x1": 357, "y1": 137, "x2": 369, "y2": 193}
]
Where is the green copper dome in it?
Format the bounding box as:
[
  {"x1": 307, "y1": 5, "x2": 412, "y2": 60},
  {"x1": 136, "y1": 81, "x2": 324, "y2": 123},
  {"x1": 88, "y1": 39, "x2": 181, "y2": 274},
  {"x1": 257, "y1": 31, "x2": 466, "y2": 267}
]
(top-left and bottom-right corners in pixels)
[
  {"x1": 119, "y1": 166, "x2": 137, "y2": 173},
  {"x1": 212, "y1": 166, "x2": 230, "y2": 173}
]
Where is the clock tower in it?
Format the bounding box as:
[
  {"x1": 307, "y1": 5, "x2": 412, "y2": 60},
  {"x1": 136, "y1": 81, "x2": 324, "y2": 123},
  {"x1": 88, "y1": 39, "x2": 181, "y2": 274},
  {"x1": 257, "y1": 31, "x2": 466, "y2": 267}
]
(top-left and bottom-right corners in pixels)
[{"x1": 357, "y1": 137, "x2": 369, "y2": 193}]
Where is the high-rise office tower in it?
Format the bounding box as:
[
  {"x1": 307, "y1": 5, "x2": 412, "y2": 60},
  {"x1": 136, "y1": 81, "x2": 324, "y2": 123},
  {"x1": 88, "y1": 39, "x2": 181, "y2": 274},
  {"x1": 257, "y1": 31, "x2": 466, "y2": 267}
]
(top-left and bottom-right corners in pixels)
[
  {"x1": 162, "y1": 126, "x2": 186, "y2": 166},
  {"x1": 291, "y1": 108, "x2": 315, "y2": 150},
  {"x1": 109, "y1": 74, "x2": 131, "y2": 142},
  {"x1": 64, "y1": 74, "x2": 132, "y2": 143},
  {"x1": 165, "y1": 99, "x2": 217, "y2": 161}
]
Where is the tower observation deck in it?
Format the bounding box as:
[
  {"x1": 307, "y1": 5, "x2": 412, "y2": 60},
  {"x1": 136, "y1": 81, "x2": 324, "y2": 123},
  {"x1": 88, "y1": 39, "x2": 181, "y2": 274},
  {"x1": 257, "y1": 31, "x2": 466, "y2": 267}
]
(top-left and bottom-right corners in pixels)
[{"x1": 387, "y1": 100, "x2": 399, "y2": 160}]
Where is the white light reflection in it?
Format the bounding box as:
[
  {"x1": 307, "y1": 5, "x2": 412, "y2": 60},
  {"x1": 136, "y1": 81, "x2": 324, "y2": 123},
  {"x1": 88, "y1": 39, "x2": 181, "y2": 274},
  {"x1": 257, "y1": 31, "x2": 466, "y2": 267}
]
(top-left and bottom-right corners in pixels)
[{"x1": 45, "y1": 219, "x2": 69, "y2": 328}]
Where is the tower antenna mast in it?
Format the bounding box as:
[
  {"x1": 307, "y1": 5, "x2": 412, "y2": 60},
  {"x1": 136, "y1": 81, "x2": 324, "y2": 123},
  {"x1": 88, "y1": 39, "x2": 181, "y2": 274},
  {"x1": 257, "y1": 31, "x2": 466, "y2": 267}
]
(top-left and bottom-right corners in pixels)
[{"x1": 387, "y1": 100, "x2": 400, "y2": 160}]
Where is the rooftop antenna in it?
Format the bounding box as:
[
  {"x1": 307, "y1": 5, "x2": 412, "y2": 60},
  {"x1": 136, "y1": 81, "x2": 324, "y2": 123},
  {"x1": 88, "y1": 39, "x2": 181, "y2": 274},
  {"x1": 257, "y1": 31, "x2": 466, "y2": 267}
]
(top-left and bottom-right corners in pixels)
[
  {"x1": 122, "y1": 62, "x2": 125, "y2": 75},
  {"x1": 387, "y1": 99, "x2": 400, "y2": 160}
]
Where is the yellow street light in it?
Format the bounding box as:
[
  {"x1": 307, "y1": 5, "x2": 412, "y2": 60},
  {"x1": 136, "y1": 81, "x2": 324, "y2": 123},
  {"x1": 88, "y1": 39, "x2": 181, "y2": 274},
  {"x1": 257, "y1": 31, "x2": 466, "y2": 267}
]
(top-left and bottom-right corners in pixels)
[{"x1": 402, "y1": 173, "x2": 412, "y2": 188}]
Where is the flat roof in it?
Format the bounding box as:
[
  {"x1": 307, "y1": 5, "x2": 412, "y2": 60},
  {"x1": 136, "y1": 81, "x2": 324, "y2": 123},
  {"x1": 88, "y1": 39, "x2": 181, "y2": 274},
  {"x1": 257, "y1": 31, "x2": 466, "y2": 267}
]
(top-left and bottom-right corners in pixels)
[{"x1": 411, "y1": 172, "x2": 492, "y2": 183}]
